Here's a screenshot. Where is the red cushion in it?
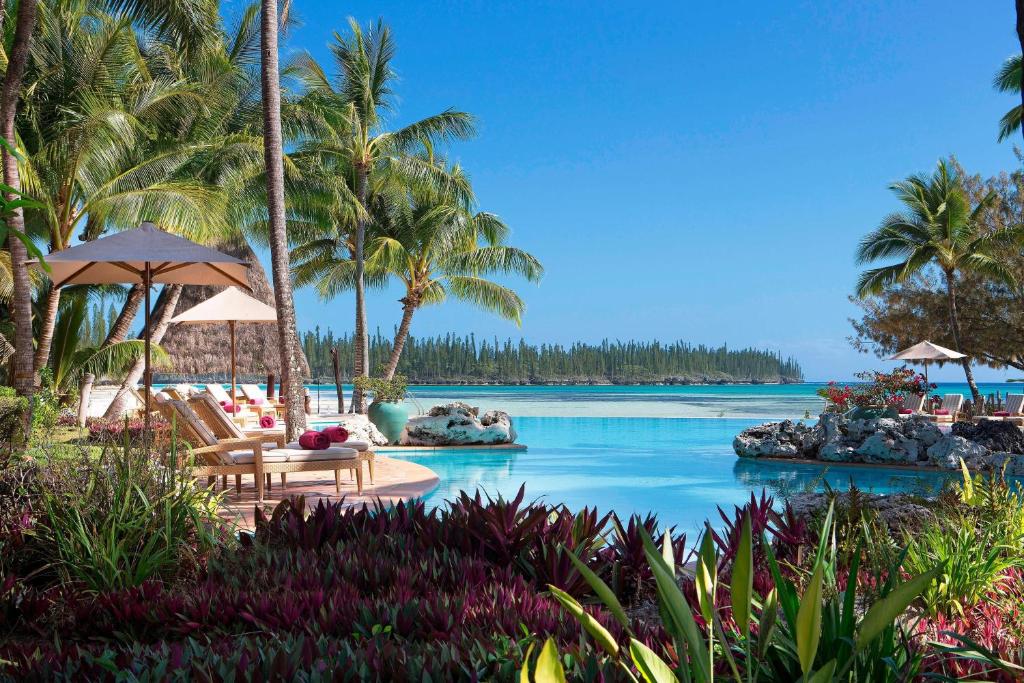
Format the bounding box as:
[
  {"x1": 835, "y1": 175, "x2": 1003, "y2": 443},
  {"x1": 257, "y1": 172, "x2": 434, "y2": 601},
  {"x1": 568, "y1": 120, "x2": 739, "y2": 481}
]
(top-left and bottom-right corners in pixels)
[
  {"x1": 994, "y1": 410, "x2": 1011, "y2": 417},
  {"x1": 259, "y1": 415, "x2": 276, "y2": 429},
  {"x1": 899, "y1": 409, "x2": 914, "y2": 415},
  {"x1": 249, "y1": 398, "x2": 265, "y2": 405},
  {"x1": 934, "y1": 409, "x2": 950, "y2": 415}
]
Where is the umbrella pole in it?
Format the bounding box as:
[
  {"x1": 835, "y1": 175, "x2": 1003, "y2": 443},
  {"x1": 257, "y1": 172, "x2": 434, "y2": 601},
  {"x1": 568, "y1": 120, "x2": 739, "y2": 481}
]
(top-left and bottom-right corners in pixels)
[
  {"x1": 143, "y1": 262, "x2": 152, "y2": 434},
  {"x1": 229, "y1": 320, "x2": 236, "y2": 409}
]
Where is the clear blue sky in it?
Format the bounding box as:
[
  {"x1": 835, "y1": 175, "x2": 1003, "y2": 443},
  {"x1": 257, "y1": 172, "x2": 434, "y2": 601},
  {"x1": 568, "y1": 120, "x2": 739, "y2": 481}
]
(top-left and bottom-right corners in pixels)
[{"x1": 259, "y1": 0, "x2": 1021, "y2": 382}]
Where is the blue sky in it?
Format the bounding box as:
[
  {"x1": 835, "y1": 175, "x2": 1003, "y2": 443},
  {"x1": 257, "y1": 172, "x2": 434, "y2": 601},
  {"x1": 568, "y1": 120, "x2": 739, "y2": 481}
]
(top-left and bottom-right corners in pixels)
[{"x1": 262, "y1": 1, "x2": 1020, "y2": 382}]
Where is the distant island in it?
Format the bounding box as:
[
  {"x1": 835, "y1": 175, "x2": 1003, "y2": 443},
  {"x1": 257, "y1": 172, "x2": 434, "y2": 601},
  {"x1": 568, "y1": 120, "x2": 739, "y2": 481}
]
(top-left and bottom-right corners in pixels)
[{"x1": 299, "y1": 329, "x2": 803, "y2": 385}]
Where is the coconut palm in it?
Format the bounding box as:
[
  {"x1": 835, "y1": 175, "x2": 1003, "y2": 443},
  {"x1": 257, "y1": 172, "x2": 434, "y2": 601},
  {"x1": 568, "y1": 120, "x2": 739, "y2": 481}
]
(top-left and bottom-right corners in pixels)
[
  {"x1": 1, "y1": 0, "x2": 222, "y2": 415},
  {"x1": 2, "y1": 0, "x2": 39, "y2": 408},
  {"x1": 289, "y1": 19, "x2": 475, "y2": 412},
  {"x1": 260, "y1": 0, "x2": 306, "y2": 438},
  {"x1": 994, "y1": 54, "x2": 1023, "y2": 142},
  {"x1": 294, "y1": 161, "x2": 543, "y2": 380},
  {"x1": 856, "y1": 159, "x2": 1024, "y2": 403},
  {"x1": 18, "y1": 2, "x2": 233, "y2": 375}
]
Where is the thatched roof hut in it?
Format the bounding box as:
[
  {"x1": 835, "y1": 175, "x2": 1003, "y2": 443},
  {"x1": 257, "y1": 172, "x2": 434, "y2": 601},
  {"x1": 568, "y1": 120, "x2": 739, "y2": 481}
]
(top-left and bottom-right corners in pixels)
[{"x1": 154, "y1": 239, "x2": 310, "y2": 382}]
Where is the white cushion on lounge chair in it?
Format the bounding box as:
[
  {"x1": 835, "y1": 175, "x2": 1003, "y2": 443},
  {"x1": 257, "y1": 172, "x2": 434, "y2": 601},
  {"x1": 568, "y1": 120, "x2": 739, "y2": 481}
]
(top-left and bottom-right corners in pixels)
[
  {"x1": 338, "y1": 440, "x2": 370, "y2": 451},
  {"x1": 282, "y1": 444, "x2": 358, "y2": 461},
  {"x1": 229, "y1": 450, "x2": 289, "y2": 464},
  {"x1": 205, "y1": 384, "x2": 232, "y2": 403}
]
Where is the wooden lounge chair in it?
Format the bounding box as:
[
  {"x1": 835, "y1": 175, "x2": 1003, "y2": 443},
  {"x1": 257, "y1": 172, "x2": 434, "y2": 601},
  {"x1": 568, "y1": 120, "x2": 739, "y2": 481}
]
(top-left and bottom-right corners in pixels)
[
  {"x1": 204, "y1": 383, "x2": 259, "y2": 426},
  {"x1": 923, "y1": 394, "x2": 964, "y2": 423},
  {"x1": 162, "y1": 397, "x2": 363, "y2": 500},
  {"x1": 239, "y1": 383, "x2": 287, "y2": 419},
  {"x1": 974, "y1": 393, "x2": 1024, "y2": 425},
  {"x1": 192, "y1": 393, "x2": 377, "y2": 486},
  {"x1": 897, "y1": 393, "x2": 927, "y2": 417}
]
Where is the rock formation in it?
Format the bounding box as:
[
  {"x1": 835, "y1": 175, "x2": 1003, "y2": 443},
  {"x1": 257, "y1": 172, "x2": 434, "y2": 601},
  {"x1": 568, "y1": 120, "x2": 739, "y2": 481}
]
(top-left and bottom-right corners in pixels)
[
  {"x1": 400, "y1": 402, "x2": 516, "y2": 446},
  {"x1": 734, "y1": 413, "x2": 1023, "y2": 471}
]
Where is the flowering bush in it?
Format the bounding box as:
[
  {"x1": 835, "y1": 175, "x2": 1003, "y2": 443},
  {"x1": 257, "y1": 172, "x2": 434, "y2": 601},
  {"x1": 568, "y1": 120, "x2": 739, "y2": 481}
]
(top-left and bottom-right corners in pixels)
[
  {"x1": 817, "y1": 367, "x2": 935, "y2": 411},
  {"x1": 84, "y1": 416, "x2": 169, "y2": 444}
]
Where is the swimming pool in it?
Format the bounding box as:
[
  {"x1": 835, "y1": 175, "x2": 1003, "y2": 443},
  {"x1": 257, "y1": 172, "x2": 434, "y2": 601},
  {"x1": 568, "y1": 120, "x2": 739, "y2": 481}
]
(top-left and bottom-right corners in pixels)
[{"x1": 386, "y1": 416, "x2": 959, "y2": 535}]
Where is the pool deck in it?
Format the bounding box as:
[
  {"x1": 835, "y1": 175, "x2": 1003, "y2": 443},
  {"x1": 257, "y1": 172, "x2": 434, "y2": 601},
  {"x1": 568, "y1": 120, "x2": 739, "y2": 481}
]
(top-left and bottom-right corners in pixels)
[{"x1": 215, "y1": 456, "x2": 440, "y2": 531}]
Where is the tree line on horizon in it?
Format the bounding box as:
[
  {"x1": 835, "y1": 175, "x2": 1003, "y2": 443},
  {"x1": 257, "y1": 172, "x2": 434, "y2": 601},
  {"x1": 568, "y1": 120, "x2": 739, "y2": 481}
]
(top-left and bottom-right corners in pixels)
[{"x1": 299, "y1": 328, "x2": 803, "y2": 384}]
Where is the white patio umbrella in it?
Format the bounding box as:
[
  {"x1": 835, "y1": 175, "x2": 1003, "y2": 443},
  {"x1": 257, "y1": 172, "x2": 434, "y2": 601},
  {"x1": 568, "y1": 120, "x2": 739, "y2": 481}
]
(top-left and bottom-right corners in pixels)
[
  {"x1": 888, "y1": 340, "x2": 967, "y2": 384},
  {"x1": 32, "y1": 222, "x2": 251, "y2": 429},
  {"x1": 169, "y1": 286, "x2": 277, "y2": 405}
]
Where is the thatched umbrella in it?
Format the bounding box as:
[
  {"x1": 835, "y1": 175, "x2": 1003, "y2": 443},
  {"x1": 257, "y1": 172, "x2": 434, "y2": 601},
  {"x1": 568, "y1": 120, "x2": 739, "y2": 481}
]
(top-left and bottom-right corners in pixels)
[
  {"x1": 169, "y1": 287, "x2": 276, "y2": 405},
  {"x1": 33, "y1": 222, "x2": 250, "y2": 428},
  {"x1": 888, "y1": 340, "x2": 967, "y2": 385}
]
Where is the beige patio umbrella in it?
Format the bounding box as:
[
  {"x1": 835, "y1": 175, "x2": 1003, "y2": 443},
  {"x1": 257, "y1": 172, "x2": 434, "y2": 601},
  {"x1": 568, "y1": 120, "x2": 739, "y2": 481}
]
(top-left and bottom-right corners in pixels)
[
  {"x1": 888, "y1": 340, "x2": 967, "y2": 384},
  {"x1": 32, "y1": 222, "x2": 251, "y2": 429},
  {"x1": 169, "y1": 287, "x2": 277, "y2": 405}
]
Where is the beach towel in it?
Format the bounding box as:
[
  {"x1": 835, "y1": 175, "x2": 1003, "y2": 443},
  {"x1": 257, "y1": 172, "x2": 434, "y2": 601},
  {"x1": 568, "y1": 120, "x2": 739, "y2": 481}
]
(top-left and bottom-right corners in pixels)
[
  {"x1": 298, "y1": 430, "x2": 330, "y2": 450},
  {"x1": 322, "y1": 426, "x2": 350, "y2": 443}
]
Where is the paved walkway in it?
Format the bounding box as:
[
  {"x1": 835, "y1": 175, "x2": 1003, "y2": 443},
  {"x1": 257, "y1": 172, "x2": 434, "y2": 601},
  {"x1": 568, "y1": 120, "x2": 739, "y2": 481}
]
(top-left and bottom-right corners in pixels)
[{"x1": 215, "y1": 456, "x2": 439, "y2": 531}]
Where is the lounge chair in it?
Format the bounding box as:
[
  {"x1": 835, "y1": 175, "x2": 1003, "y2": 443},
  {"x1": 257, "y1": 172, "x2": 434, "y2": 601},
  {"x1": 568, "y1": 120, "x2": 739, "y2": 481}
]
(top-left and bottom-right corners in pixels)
[
  {"x1": 897, "y1": 393, "x2": 927, "y2": 417},
  {"x1": 923, "y1": 394, "x2": 964, "y2": 423},
  {"x1": 161, "y1": 397, "x2": 363, "y2": 500},
  {"x1": 239, "y1": 383, "x2": 287, "y2": 419},
  {"x1": 974, "y1": 393, "x2": 1024, "y2": 425},
  {"x1": 204, "y1": 383, "x2": 259, "y2": 425},
  {"x1": 193, "y1": 393, "x2": 377, "y2": 486}
]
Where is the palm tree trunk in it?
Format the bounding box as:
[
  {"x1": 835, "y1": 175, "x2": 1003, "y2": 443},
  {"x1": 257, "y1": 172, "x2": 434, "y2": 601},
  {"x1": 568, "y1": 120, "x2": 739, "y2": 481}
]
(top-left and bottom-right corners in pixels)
[
  {"x1": 945, "y1": 270, "x2": 981, "y2": 405},
  {"x1": 103, "y1": 285, "x2": 183, "y2": 420},
  {"x1": 33, "y1": 286, "x2": 61, "y2": 373},
  {"x1": 330, "y1": 346, "x2": 345, "y2": 412},
  {"x1": 101, "y1": 284, "x2": 144, "y2": 346},
  {"x1": 2, "y1": 0, "x2": 37, "y2": 415},
  {"x1": 383, "y1": 296, "x2": 416, "y2": 380},
  {"x1": 1017, "y1": 0, "x2": 1024, "y2": 144},
  {"x1": 350, "y1": 165, "x2": 370, "y2": 413},
  {"x1": 261, "y1": 0, "x2": 306, "y2": 439}
]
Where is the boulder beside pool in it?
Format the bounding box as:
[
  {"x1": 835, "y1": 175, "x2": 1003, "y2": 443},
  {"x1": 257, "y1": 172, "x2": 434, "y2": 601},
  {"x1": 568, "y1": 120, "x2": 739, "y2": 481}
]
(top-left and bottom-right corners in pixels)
[
  {"x1": 331, "y1": 414, "x2": 388, "y2": 446},
  {"x1": 400, "y1": 402, "x2": 516, "y2": 446},
  {"x1": 733, "y1": 412, "x2": 1024, "y2": 471}
]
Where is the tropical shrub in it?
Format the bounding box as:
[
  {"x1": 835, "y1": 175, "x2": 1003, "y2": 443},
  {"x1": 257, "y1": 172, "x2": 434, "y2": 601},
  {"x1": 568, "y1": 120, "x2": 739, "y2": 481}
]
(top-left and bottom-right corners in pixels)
[
  {"x1": 0, "y1": 386, "x2": 27, "y2": 457},
  {"x1": 36, "y1": 438, "x2": 222, "y2": 592},
  {"x1": 817, "y1": 367, "x2": 934, "y2": 412},
  {"x1": 353, "y1": 373, "x2": 408, "y2": 403}
]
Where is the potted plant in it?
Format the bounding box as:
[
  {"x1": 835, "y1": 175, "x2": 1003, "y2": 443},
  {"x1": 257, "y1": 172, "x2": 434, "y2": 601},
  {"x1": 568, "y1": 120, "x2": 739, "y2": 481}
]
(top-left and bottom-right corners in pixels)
[{"x1": 354, "y1": 373, "x2": 409, "y2": 444}]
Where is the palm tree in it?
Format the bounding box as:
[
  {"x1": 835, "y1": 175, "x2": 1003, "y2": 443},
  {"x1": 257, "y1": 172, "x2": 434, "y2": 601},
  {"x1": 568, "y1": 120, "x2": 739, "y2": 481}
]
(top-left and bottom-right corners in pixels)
[
  {"x1": 290, "y1": 19, "x2": 475, "y2": 412},
  {"x1": 856, "y1": 159, "x2": 1024, "y2": 404},
  {"x1": 294, "y1": 160, "x2": 543, "y2": 380},
  {"x1": 994, "y1": 54, "x2": 1023, "y2": 142},
  {"x1": 2, "y1": 0, "x2": 38, "y2": 411},
  {"x1": 19, "y1": 3, "x2": 231, "y2": 375},
  {"x1": 48, "y1": 290, "x2": 168, "y2": 397},
  {"x1": 260, "y1": 0, "x2": 306, "y2": 438}
]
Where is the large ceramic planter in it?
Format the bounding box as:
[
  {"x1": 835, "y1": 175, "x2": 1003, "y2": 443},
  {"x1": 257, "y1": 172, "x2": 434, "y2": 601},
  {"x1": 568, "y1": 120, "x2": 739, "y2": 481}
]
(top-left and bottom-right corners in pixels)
[
  {"x1": 846, "y1": 405, "x2": 898, "y2": 421},
  {"x1": 367, "y1": 400, "x2": 410, "y2": 444}
]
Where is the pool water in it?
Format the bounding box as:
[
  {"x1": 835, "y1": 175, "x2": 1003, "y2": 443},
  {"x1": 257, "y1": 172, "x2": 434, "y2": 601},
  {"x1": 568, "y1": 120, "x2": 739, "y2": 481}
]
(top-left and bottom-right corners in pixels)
[{"x1": 388, "y1": 416, "x2": 960, "y2": 535}]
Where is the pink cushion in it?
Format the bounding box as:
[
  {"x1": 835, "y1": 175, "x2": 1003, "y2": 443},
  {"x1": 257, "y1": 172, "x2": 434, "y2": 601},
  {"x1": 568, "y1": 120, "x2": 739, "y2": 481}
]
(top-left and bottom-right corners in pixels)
[
  {"x1": 322, "y1": 426, "x2": 349, "y2": 443},
  {"x1": 222, "y1": 403, "x2": 242, "y2": 414},
  {"x1": 899, "y1": 409, "x2": 913, "y2": 415},
  {"x1": 934, "y1": 409, "x2": 949, "y2": 415},
  {"x1": 249, "y1": 398, "x2": 265, "y2": 405},
  {"x1": 259, "y1": 415, "x2": 276, "y2": 429},
  {"x1": 298, "y1": 430, "x2": 329, "y2": 450}
]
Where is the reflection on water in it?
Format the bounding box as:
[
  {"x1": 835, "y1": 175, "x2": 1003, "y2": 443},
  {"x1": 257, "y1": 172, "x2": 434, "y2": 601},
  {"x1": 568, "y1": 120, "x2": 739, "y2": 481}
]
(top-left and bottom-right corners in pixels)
[{"x1": 388, "y1": 416, "x2": 966, "y2": 535}]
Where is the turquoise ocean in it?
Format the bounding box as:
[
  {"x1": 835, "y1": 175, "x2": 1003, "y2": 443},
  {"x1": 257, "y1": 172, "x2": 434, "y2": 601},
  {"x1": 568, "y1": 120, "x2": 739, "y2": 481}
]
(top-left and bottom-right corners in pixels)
[{"x1": 300, "y1": 381, "x2": 1020, "y2": 535}]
